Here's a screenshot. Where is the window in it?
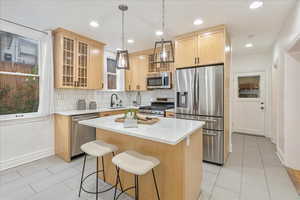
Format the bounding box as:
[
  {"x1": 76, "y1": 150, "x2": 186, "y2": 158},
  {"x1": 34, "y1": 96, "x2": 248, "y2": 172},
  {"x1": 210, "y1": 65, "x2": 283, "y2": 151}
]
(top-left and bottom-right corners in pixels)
[
  {"x1": 106, "y1": 58, "x2": 117, "y2": 90},
  {"x1": 238, "y1": 76, "x2": 260, "y2": 98},
  {"x1": 0, "y1": 30, "x2": 40, "y2": 116}
]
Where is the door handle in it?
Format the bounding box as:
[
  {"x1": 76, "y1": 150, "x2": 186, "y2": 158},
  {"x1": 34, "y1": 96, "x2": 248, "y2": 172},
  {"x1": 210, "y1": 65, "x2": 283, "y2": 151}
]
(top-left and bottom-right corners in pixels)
[
  {"x1": 261, "y1": 106, "x2": 265, "y2": 110},
  {"x1": 201, "y1": 119, "x2": 217, "y2": 123},
  {"x1": 203, "y1": 133, "x2": 218, "y2": 136}
]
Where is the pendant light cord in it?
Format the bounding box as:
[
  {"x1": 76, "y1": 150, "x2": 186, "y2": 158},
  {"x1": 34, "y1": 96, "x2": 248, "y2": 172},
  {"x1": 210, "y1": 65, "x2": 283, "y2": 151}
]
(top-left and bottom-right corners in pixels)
[
  {"x1": 122, "y1": 10, "x2": 125, "y2": 50},
  {"x1": 162, "y1": 0, "x2": 165, "y2": 35}
]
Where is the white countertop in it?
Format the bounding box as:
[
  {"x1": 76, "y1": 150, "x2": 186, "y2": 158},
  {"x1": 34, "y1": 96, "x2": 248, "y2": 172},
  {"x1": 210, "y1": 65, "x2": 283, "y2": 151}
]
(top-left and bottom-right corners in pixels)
[
  {"x1": 79, "y1": 115, "x2": 205, "y2": 145},
  {"x1": 55, "y1": 107, "x2": 139, "y2": 116},
  {"x1": 166, "y1": 108, "x2": 175, "y2": 112}
]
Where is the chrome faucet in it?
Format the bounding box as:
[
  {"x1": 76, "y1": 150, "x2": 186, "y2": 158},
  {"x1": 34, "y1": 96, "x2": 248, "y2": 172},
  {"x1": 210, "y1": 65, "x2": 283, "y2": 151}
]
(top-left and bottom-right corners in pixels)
[{"x1": 110, "y1": 93, "x2": 119, "y2": 108}]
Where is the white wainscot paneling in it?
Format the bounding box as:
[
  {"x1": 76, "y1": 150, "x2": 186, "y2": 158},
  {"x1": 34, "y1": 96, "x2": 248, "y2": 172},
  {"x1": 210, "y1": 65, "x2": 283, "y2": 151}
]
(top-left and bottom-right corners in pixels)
[{"x1": 0, "y1": 116, "x2": 54, "y2": 171}]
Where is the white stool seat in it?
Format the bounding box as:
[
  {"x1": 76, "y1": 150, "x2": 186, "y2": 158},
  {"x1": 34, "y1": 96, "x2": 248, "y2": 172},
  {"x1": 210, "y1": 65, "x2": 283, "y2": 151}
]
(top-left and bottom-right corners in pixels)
[
  {"x1": 81, "y1": 140, "x2": 118, "y2": 157},
  {"x1": 112, "y1": 150, "x2": 160, "y2": 176}
]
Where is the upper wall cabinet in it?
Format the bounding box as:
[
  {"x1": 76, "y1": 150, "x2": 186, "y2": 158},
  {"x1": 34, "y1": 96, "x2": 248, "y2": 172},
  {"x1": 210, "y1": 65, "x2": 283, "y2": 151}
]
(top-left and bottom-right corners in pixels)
[
  {"x1": 175, "y1": 26, "x2": 225, "y2": 69},
  {"x1": 125, "y1": 52, "x2": 149, "y2": 91},
  {"x1": 53, "y1": 28, "x2": 105, "y2": 89}
]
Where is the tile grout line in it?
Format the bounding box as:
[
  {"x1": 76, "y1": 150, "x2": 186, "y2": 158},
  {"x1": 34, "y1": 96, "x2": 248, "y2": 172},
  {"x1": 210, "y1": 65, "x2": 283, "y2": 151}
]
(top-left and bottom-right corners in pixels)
[
  {"x1": 28, "y1": 183, "x2": 38, "y2": 194},
  {"x1": 207, "y1": 165, "x2": 222, "y2": 200},
  {"x1": 238, "y1": 135, "x2": 245, "y2": 200},
  {"x1": 257, "y1": 137, "x2": 272, "y2": 200},
  {"x1": 15, "y1": 169, "x2": 24, "y2": 178},
  {"x1": 45, "y1": 167, "x2": 55, "y2": 175}
]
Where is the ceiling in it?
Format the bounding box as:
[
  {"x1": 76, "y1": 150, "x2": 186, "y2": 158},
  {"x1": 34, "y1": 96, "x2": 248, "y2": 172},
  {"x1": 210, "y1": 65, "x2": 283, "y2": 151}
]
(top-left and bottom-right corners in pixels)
[{"x1": 0, "y1": 0, "x2": 296, "y2": 55}]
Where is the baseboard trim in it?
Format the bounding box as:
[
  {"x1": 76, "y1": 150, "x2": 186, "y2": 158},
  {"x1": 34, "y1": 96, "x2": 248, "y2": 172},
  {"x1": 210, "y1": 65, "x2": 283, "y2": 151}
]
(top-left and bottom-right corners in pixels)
[
  {"x1": 0, "y1": 148, "x2": 54, "y2": 171},
  {"x1": 276, "y1": 149, "x2": 285, "y2": 165}
]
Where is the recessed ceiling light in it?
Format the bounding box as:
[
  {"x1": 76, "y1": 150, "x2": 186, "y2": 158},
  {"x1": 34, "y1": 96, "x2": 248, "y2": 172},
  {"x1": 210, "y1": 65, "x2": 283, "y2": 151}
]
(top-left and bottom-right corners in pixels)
[
  {"x1": 89, "y1": 20, "x2": 99, "y2": 28},
  {"x1": 155, "y1": 30, "x2": 164, "y2": 36},
  {"x1": 249, "y1": 1, "x2": 263, "y2": 9},
  {"x1": 225, "y1": 46, "x2": 231, "y2": 52},
  {"x1": 193, "y1": 19, "x2": 204, "y2": 26},
  {"x1": 127, "y1": 39, "x2": 135, "y2": 44},
  {"x1": 245, "y1": 43, "x2": 253, "y2": 48},
  {"x1": 139, "y1": 55, "x2": 146, "y2": 60}
]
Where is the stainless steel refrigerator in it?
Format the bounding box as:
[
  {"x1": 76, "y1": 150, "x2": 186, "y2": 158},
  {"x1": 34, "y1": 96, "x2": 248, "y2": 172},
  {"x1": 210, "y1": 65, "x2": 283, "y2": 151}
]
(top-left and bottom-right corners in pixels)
[{"x1": 175, "y1": 65, "x2": 224, "y2": 165}]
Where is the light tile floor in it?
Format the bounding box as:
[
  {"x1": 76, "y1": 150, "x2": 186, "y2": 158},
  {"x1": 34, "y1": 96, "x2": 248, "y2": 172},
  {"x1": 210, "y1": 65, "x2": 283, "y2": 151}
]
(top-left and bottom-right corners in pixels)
[
  {"x1": 0, "y1": 133, "x2": 299, "y2": 200},
  {"x1": 200, "y1": 133, "x2": 300, "y2": 200}
]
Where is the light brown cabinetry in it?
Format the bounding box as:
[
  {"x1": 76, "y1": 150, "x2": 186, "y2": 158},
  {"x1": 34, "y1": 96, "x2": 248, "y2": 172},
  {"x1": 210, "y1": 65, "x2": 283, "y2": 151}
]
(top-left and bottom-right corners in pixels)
[
  {"x1": 53, "y1": 28, "x2": 105, "y2": 89},
  {"x1": 98, "y1": 110, "x2": 125, "y2": 117},
  {"x1": 175, "y1": 26, "x2": 225, "y2": 69},
  {"x1": 165, "y1": 111, "x2": 175, "y2": 118},
  {"x1": 125, "y1": 50, "x2": 150, "y2": 91},
  {"x1": 125, "y1": 49, "x2": 175, "y2": 92}
]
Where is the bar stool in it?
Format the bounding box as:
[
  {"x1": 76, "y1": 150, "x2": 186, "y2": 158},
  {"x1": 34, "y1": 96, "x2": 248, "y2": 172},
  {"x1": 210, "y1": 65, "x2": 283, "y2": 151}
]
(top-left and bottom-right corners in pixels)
[
  {"x1": 78, "y1": 140, "x2": 123, "y2": 200},
  {"x1": 112, "y1": 150, "x2": 161, "y2": 200}
]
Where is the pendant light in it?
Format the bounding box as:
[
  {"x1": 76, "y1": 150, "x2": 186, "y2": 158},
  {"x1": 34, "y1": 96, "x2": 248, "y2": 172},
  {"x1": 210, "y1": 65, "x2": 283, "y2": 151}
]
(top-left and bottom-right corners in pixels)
[
  {"x1": 153, "y1": 0, "x2": 174, "y2": 64},
  {"x1": 116, "y1": 4, "x2": 130, "y2": 70}
]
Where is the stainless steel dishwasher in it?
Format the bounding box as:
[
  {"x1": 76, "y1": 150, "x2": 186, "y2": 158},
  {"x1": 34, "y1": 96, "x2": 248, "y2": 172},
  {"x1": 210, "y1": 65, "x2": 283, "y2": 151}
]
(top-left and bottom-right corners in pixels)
[{"x1": 71, "y1": 114, "x2": 98, "y2": 157}]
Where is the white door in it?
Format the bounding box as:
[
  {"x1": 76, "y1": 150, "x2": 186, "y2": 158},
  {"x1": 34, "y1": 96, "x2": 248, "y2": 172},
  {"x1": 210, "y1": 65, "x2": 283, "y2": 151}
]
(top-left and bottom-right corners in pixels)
[{"x1": 232, "y1": 72, "x2": 266, "y2": 136}]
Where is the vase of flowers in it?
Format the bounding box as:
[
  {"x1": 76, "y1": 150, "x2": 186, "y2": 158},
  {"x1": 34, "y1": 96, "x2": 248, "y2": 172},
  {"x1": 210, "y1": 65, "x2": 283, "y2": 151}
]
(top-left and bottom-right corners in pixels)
[{"x1": 124, "y1": 109, "x2": 138, "y2": 128}]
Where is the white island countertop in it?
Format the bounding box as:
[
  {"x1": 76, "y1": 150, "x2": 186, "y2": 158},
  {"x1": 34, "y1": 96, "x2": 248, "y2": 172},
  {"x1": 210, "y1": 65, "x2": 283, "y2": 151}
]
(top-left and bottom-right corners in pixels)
[
  {"x1": 79, "y1": 115, "x2": 205, "y2": 145},
  {"x1": 55, "y1": 106, "x2": 141, "y2": 116}
]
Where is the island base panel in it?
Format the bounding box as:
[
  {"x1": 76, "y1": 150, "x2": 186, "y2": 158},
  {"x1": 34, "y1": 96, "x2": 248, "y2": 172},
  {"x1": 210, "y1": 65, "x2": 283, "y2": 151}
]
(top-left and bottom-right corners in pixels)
[{"x1": 96, "y1": 128, "x2": 203, "y2": 200}]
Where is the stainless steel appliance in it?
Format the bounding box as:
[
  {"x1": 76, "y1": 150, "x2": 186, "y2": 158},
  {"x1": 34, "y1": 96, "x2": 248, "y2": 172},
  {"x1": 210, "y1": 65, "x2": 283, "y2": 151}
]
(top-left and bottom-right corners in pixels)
[
  {"x1": 71, "y1": 114, "x2": 98, "y2": 157},
  {"x1": 175, "y1": 65, "x2": 224, "y2": 165},
  {"x1": 139, "y1": 98, "x2": 175, "y2": 116},
  {"x1": 147, "y1": 72, "x2": 172, "y2": 89}
]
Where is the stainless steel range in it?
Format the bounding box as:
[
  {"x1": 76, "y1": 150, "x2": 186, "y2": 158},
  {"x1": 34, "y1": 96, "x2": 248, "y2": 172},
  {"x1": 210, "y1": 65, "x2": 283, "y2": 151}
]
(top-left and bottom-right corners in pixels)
[{"x1": 139, "y1": 98, "x2": 175, "y2": 116}]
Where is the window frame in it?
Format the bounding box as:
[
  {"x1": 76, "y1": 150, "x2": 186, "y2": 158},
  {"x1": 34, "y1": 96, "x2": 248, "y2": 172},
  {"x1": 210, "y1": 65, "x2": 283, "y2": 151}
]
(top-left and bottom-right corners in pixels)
[
  {"x1": 0, "y1": 30, "x2": 42, "y2": 121},
  {"x1": 104, "y1": 54, "x2": 124, "y2": 91},
  {"x1": 106, "y1": 58, "x2": 117, "y2": 90}
]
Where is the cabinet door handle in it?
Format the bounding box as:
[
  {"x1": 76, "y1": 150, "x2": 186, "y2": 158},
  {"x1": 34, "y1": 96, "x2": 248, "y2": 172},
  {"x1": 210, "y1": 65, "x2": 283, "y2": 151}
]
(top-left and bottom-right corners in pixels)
[
  {"x1": 101, "y1": 83, "x2": 104, "y2": 89},
  {"x1": 197, "y1": 57, "x2": 200, "y2": 64}
]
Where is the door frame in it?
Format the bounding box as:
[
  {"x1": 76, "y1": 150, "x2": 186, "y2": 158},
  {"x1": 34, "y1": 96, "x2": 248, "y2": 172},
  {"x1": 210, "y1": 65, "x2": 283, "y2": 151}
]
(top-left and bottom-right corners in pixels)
[{"x1": 232, "y1": 71, "x2": 267, "y2": 136}]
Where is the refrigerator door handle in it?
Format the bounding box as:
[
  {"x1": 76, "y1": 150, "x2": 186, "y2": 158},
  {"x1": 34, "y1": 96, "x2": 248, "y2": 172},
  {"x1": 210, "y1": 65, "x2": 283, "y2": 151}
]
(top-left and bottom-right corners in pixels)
[
  {"x1": 203, "y1": 132, "x2": 218, "y2": 136},
  {"x1": 202, "y1": 119, "x2": 217, "y2": 123}
]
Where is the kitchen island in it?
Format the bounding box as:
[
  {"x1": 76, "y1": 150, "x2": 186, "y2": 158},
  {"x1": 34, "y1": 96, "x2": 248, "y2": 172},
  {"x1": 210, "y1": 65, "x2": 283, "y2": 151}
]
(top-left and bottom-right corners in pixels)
[{"x1": 80, "y1": 115, "x2": 205, "y2": 200}]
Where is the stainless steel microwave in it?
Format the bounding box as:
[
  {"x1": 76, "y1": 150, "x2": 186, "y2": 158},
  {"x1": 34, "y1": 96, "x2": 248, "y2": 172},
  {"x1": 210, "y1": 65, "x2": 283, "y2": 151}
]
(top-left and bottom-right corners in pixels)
[{"x1": 147, "y1": 72, "x2": 172, "y2": 89}]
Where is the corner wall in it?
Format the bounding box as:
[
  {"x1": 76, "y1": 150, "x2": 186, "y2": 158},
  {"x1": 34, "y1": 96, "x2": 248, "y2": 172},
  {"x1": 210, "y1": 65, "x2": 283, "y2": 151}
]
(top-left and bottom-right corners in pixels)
[{"x1": 272, "y1": 0, "x2": 300, "y2": 170}]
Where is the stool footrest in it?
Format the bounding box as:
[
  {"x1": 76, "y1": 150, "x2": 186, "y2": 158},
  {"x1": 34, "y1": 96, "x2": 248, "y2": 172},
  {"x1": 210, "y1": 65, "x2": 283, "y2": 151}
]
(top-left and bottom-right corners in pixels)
[
  {"x1": 114, "y1": 186, "x2": 136, "y2": 200},
  {"x1": 81, "y1": 170, "x2": 117, "y2": 194}
]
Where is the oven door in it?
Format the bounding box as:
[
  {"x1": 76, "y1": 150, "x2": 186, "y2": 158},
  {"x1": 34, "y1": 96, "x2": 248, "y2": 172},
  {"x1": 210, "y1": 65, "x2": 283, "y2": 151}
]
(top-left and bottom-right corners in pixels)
[{"x1": 147, "y1": 76, "x2": 163, "y2": 89}]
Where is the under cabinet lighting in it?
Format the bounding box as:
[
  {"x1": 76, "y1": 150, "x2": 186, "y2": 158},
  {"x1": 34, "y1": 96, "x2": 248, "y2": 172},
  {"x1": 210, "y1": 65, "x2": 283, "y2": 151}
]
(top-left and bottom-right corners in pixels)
[{"x1": 249, "y1": 1, "x2": 263, "y2": 9}]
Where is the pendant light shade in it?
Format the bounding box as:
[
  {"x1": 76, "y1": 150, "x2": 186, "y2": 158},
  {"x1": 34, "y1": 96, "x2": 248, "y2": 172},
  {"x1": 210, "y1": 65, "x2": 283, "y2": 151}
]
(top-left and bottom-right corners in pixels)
[
  {"x1": 153, "y1": 0, "x2": 175, "y2": 64},
  {"x1": 153, "y1": 39, "x2": 174, "y2": 64},
  {"x1": 116, "y1": 49, "x2": 130, "y2": 69},
  {"x1": 116, "y1": 4, "x2": 130, "y2": 70}
]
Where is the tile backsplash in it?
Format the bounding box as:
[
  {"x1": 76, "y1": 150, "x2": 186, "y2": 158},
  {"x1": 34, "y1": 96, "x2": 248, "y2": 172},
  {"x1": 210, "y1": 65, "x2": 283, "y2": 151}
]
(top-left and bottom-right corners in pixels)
[{"x1": 54, "y1": 89, "x2": 175, "y2": 112}]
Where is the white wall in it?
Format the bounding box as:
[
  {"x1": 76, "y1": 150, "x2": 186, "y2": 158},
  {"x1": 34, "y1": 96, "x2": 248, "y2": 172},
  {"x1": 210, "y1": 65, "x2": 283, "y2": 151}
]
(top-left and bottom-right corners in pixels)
[
  {"x1": 272, "y1": 1, "x2": 300, "y2": 169},
  {"x1": 231, "y1": 51, "x2": 273, "y2": 139},
  {"x1": 0, "y1": 116, "x2": 54, "y2": 170}
]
